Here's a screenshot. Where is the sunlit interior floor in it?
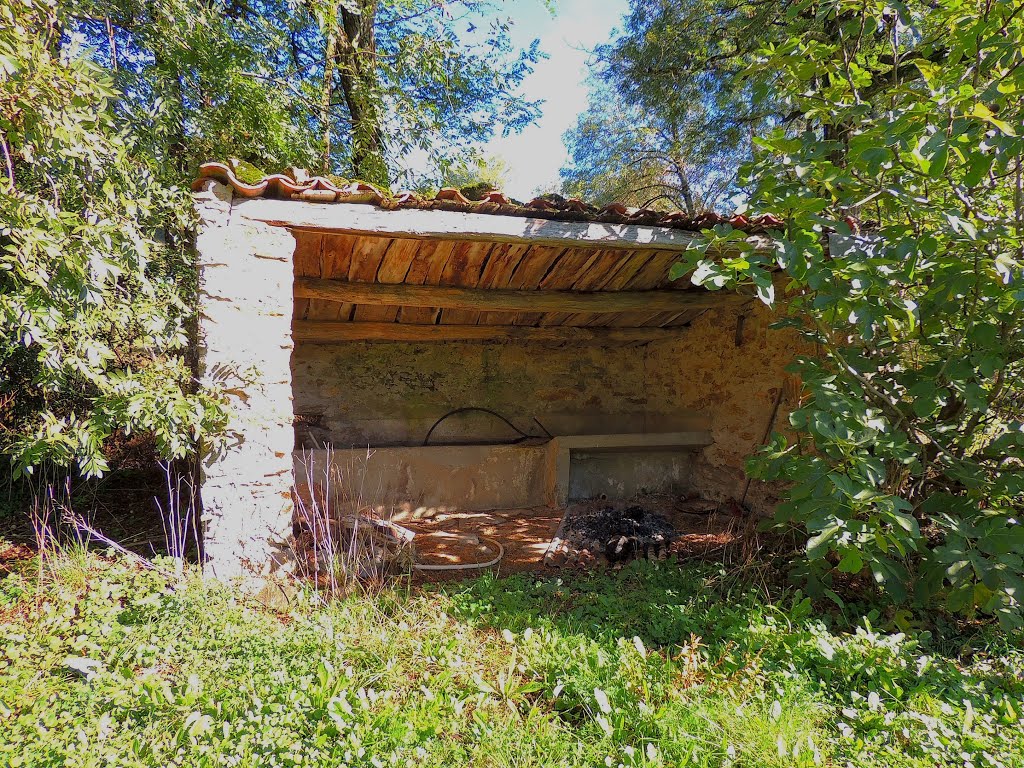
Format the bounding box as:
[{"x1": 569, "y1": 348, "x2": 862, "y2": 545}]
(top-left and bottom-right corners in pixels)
[{"x1": 403, "y1": 498, "x2": 746, "y2": 582}]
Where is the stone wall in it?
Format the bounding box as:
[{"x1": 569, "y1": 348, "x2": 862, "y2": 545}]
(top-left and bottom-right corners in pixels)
[
  {"x1": 193, "y1": 180, "x2": 296, "y2": 579},
  {"x1": 291, "y1": 341, "x2": 705, "y2": 447},
  {"x1": 644, "y1": 301, "x2": 806, "y2": 515},
  {"x1": 291, "y1": 299, "x2": 803, "y2": 515}
]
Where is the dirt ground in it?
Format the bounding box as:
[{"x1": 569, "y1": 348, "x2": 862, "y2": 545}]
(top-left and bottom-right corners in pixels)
[
  {"x1": 403, "y1": 497, "x2": 747, "y2": 582},
  {"x1": 2, "y1": 483, "x2": 752, "y2": 586}
]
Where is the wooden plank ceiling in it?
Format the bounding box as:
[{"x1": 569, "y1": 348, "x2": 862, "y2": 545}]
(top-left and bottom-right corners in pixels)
[{"x1": 291, "y1": 231, "x2": 738, "y2": 342}]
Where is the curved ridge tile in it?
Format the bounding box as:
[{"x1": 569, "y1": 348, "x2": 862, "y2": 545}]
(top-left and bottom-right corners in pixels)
[
  {"x1": 191, "y1": 159, "x2": 789, "y2": 233},
  {"x1": 192, "y1": 161, "x2": 269, "y2": 197}
]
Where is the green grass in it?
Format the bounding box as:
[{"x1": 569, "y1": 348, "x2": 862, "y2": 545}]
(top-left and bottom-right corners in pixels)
[{"x1": 1, "y1": 549, "x2": 1022, "y2": 768}]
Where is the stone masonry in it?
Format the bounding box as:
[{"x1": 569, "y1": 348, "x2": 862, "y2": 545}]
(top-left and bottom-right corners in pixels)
[{"x1": 193, "y1": 179, "x2": 296, "y2": 579}]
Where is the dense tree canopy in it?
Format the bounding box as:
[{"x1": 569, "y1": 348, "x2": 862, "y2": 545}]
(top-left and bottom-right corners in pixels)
[
  {"x1": 560, "y1": 0, "x2": 787, "y2": 211},
  {"x1": 561, "y1": 81, "x2": 736, "y2": 213},
  {"x1": 1, "y1": 0, "x2": 543, "y2": 478},
  {"x1": 66, "y1": 0, "x2": 543, "y2": 187}
]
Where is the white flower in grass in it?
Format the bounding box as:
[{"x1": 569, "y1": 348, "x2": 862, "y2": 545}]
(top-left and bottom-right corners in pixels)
[
  {"x1": 594, "y1": 687, "x2": 612, "y2": 714},
  {"x1": 632, "y1": 636, "x2": 647, "y2": 657}
]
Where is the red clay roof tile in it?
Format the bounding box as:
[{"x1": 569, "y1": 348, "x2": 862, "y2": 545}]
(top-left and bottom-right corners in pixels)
[{"x1": 191, "y1": 162, "x2": 784, "y2": 234}]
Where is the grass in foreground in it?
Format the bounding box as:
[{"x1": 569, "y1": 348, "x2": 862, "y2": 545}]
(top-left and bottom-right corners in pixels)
[{"x1": 1, "y1": 548, "x2": 1022, "y2": 768}]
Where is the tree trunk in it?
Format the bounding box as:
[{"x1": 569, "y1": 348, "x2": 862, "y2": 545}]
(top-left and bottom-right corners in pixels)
[
  {"x1": 666, "y1": 124, "x2": 695, "y2": 215},
  {"x1": 672, "y1": 159, "x2": 696, "y2": 215},
  {"x1": 321, "y1": 26, "x2": 338, "y2": 175},
  {"x1": 336, "y1": 0, "x2": 388, "y2": 184}
]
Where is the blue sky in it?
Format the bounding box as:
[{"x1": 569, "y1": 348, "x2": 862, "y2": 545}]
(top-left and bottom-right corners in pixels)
[{"x1": 482, "y1": 0, "x2": 631, "y2": 199}]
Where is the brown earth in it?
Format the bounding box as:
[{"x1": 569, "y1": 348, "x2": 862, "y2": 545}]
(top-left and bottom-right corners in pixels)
[{"x1": 404, "y1": 498, "x2": 746, "y2": 583}]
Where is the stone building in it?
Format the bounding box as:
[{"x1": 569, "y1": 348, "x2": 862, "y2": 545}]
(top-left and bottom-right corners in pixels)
[{"x1": 191, "y1": 162, "x2": 801, "y2": 579}]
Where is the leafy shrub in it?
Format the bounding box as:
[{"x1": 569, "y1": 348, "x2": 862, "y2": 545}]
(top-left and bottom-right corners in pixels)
[
  {"x1": 0, "y1": 0, "x2": 228, "y2": 476},
  {"x1": 675, "y1": 0, "x2": 1024, "y2": 627}
]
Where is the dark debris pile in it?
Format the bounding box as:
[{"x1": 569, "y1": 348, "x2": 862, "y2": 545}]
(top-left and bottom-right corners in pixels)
[{"x1": 562, "y1": 505, "x2": 675, "y2": 563}]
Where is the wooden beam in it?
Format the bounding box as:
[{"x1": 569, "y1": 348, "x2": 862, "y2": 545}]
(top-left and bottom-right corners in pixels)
[
  {"x1": 292, "y1": 321, "x2": 687, "y2": 344},
  {"x1": 234, "y1": 197, "x2": 772, "y2": 253},
  {"x1": 294, "y1": 277, "x2": 748, "y2": 314}
]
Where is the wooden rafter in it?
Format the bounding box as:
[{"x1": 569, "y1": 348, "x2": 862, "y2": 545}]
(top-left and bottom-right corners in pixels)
[
  {"x1": 292, "y1": 321, "x2": 687, "y2": 343},
  {"x1": 293, "y1": 277, "x2": 748, "y2": 314}
]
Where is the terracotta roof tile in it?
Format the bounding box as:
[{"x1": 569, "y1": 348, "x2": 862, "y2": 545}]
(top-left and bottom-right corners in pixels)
[
  {"x1": 191, "y1": 162, "x2": 785, "y2": 234},
  {"x1": 481, "y1": 191, "x2": 512, "y2": 205},
  {"x1": 434, "y1": 187, "x2": 473, "y2": 204},
  {"x1": 525, "y1": 196, "x2": 559, "y2": 211}
]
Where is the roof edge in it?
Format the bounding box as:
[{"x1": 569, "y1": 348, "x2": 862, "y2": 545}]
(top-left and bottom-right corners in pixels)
[
  {"x1": 191, "y1": 162, "x2": 785, "y2": 235},
  {"x1": 233, "y1": 196, "x2": 743, "y2": 252}
]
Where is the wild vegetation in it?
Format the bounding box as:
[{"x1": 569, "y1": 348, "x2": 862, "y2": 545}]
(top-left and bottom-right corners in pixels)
[
  {"x1": 2, "y1": 549, "x2": 1022, "y2": 767},
  {"x1": 681, "y1": 0, "x2": 1024, "y2": 627},
  {"x1": 0, "y1": 0, "x2": 229, "y2": 477},
  {"x1": 563, "y1": 0, "x2": 1024, "y2": 627},
  {"x1": 0, "y1": 0, "x2": 542, "y2": 478},
  {"x1": 3, "y1": 0, "x2": 1024, "y2": 734}
]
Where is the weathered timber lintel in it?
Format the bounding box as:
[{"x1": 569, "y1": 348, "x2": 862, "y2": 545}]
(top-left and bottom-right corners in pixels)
[
  {"x1": 233, "y1": 197, "x2": 773, "y2": 253},
  {"x1": 293, "y1": 277, "x2": 749, "y2": 313},
  {"x1": 292, "y1": 321, "x2": 686, "y2": 343}
]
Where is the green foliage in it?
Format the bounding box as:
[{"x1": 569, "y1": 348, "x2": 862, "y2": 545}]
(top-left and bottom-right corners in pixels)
[
  {"x1": 561, "y1": 80, "x2": 738, "y2": 214},
  {"x1": 0, "y1": 0, "x2": 228, "y2": 477},
  {"x1": 2, "y1": 551, "x2": 1022, "y2": 767},
  {"x1": 0, "y1": 0, "x2": 544, "y2": 207},
  {"x1": 561, "y1": 0, "x2": 787, "y2": 213},
  {"x1": 352, "y1": 1, "x2": 543, "y2": 186},
  {"x1": 439, "y1": 152, "x2": 511, "y2": 199},
  {"x1": 674, "y1": 1, "x2": 1024, "y2": 626},
  {"x1": 68, "y1": 0, "x2": 322, "y2": 182},
  {"x1": 66, "y1": 0, "x2": 542, "y2": 187}
]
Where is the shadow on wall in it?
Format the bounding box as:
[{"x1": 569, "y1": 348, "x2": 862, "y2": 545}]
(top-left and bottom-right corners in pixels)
[{"x1": 286, "y1": 300, "x2": 804, "y2": 518}]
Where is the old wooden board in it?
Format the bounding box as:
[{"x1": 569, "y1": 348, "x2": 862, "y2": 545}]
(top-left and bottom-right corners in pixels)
[
  {"x1": 607, "y1": 250, "x2": 685, "y2": 327},
  {"x1": 573, "y1": 249, "x2": 657, "y2": 327},
  {"x1": 354, "y1": 238, "x2": 419, "y2": 323},
  {"x1": 349, "y1": 236, "x2": 395, "y2": 323},
  {"x1": 314, "y1": 233, "x2": 356, "y2": 321},
  {"x1": 536, "y1": 247, "x2": 606, "y2": 326},
  {"x1": 508, "y1": 245, "x2": 568, "y2": 326},
  {"x1": 293, "y1": 320, "x2": 688, "y2": 344},
  {"x1": 475, "y1": 242, "x2": 531, "y2": 325},
  {"x1": 292, "y1": 277, "x2": 742, "y2": 314},
  {"x1": 438, "y1": 241, "x2": 495, "y2": 325},
  {"x1": 399, "y1": 239, "x2": 457, "y2": 324},
  {"x1": 291, "y1": 232, "x2": 323, "y2": 322}
]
